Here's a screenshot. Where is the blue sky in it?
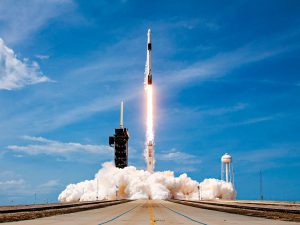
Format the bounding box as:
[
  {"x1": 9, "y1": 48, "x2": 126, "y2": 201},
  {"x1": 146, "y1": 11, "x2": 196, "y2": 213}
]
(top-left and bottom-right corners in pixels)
[{"x1": 0, "y1": 0, "x2": 300, "y2": 204}]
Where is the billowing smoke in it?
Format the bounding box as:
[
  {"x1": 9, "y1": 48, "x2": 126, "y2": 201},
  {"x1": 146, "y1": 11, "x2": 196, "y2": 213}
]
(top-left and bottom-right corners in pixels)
[{"x1": 58, "y1": 162, "x2": 236, "y2": 202}]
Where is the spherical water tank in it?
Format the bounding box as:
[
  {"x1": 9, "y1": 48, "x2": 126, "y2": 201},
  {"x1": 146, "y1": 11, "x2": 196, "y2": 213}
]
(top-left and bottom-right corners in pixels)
[{"x1": 221, "y1": 153, "x2": 232, "y2": 163}]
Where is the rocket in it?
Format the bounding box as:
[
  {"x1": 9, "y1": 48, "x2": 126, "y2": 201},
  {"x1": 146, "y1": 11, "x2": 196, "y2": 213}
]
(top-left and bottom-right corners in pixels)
[
  {"x1": 147, "y1": 140, "x2": 154, "y2": 173},
  {"x1": 145, "y1": 29, "x2": 152, "y2": 85}
]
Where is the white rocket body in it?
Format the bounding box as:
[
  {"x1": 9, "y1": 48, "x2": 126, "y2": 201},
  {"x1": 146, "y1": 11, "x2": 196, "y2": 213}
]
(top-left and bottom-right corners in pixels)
[{"x1": 145, "y1": 29, "x2": 152, "y2": 85}]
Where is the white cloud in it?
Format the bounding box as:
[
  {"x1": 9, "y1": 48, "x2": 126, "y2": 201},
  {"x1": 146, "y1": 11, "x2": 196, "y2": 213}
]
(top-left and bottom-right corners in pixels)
[
  {"x1": 38, "y1": 179, "x2": 61, "y2": 193},
  {"x1": 170, "y1": 103, "x2": 248, "y2": 118},
  {"x1": 200, "y1": 103, "x2": 248, "y2": 116},
  {"x1": 0, "y1": 179, "x2": 26, "y2": 191},
  {"x1": 0, "y1": 0, "x2": 76, "y2": 44},
  {"x1": 22, "y1": 135, "x2": 51, "y2": 143},
  {"x1": 39, "y1": 179, "x2": 60, "y2": 188},
  {"x1": 217, "y1": 115, "x2": 277, "y2": 129},
  {"x1": 173, "y1": 167, "x2": 198, "y2": 173},
  {"x1": 158, "y1": 30, "x2": 300, "y2": 87},
  {"x1": 200, "y1": 115, "x2": 278, "y2": 133},
  {"x1": 0, "y1": 38, "x2": 50, "y2": 90},
  {"x1": 7, "y1": 136, "x2": 112, "y2": 161},
  {"x1": 35, "y1": 54, "x2": 50, "y2": 60},
  {"x1": 157, "y1": 149, "x2": 201, "y2": 164},
  {"x1": 0, "y1": 171, "x2": 61, "y2": 196},
  {"x1": 158, "y1": 103, "x2": 249, "y2": 132},
  {"x1": 8, "y1": 136, "x2": 112, "y2": 157},
  {"x1": 235, "y1": 116, "x2": 276, "y2": 126},
  {"x1": 49, "y1": 90, "x2": 138, "y2": 129},
  {"x1": 234, "y1": 144, "x2": 300, "y2": 173},
  {"x1": 0, "y1": 177, "x2": 62, "y2": 196}
]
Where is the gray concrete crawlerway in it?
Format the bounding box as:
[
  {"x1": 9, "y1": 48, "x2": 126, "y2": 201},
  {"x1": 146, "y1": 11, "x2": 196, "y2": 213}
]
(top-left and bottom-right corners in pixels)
[{"x1": 2, "y1": 200, "x2": 299, "y2": 225}]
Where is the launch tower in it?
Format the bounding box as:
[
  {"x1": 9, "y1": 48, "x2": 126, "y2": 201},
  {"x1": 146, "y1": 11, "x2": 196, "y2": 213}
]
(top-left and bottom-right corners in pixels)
[{"x1": 109, "y1": 101, "x2": 129, "y2": 168}]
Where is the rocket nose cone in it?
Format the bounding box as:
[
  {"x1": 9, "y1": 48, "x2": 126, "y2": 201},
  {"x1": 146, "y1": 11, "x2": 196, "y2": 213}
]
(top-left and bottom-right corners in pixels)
[{"x1": 148, "y1": 29, "x2": 151, "y2": 33}]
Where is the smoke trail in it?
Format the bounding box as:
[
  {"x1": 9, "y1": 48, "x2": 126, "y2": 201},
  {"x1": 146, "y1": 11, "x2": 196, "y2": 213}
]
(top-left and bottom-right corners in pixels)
[{"x1": 58, "y1": 162, "x2": 236, "y2": 202}]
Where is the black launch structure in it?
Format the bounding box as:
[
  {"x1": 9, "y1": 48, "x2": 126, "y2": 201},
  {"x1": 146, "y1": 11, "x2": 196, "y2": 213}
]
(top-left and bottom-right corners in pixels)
[{"x1": 109, "y1": 102, "x2": 129, "y2": 169}]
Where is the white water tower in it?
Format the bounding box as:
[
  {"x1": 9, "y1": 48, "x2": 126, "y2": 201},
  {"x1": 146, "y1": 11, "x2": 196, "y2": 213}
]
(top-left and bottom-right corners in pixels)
[{"x1": 221, "y1": 153, "x2": 234, "y2": 184}]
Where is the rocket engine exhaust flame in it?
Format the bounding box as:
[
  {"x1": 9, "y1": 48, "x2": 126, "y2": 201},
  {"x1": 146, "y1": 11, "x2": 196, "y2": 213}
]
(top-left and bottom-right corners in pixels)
[{"x1": 145, "y1": 29, "x2": 154, "y2": 173}]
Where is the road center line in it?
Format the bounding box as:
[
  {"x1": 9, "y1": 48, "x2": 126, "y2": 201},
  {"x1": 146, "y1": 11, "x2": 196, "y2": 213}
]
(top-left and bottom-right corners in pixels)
[
  {"x1": 98, "y1": 204, "x2": 140, "y2": 225},
  {"x1": 160, "y1": 203, "x2": 207, "y2": 225},
  {"x1": 148, "y1": 201, "x2": 157, "y2": 225}
]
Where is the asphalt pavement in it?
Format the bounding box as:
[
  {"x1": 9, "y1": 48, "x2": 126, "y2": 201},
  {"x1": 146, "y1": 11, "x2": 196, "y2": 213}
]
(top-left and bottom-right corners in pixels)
[{"x1": 3, "y1": 200, "x2": 299, "y2": 225}]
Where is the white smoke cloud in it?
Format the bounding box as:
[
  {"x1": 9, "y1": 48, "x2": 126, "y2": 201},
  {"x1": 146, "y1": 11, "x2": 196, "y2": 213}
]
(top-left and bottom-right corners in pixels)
[
  {"x1": 0, "y1": 38, "x2": 50, "y2": 90},
  {"x1": 58, "y1": 162, "x2": 236, "y2": 202}
]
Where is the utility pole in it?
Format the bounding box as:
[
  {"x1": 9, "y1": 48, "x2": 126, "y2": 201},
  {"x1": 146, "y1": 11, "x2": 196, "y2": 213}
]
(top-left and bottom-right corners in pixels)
[
  {"x1": 96, "y1": 178, "x2": 99, "y2": 201},
  {"x1": 260, "y1": 170, "x2": 264, "y2": 200},
  {"x1": 200, "y1": 183, "x2": 202, "y2": 200},
  {"x1": 116, "y1": 185, "x2": 118, "y2": 200}
]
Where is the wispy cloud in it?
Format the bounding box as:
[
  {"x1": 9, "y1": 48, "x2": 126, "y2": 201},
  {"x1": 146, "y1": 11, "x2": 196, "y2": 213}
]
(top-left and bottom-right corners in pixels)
[
  {"x1": 0, "y1": 170, "x2": 61, "y2": 196},
  {"x1": 39, "y1": 179, "x2": 60, "y2": 188},
  {"x1": 49, "y1": 90, "x2": 139, "y2": 129},
  {"x1": 200, "y1": 103, "x2": 248, "y2": 116},
  {"x1": 173, "y1": 167, "x2": 198, "y2": 173},
  {"x1": 35, "y1": 54, "x2": 50, "y2": 60},
  {"x1": 234, "y1": 143, "x2": 300, "y2": 173},
  {"x1": 38, "y1": 179, "x2": 61, "y2": 194},
  {"x1": 158, "y1": 30, "x2": 300, "y2": 86},
  {"x1": 218, "y1": 115, "x2": 277, "y2": 130},
  {"x1": 172, "y1": 18, "x2": 220, "y2": 31},
  {"x1": 0, "y1": 179, "x2": 26, "y2": 191},
  {"x1": 0, "y1": 0, "x2": 76, "y2": 44},
  {"x1": 200, "y1": 115, "x2": 278, "y2": 134},
  {"x1": 237, "y1": 145, "x2": 299, "y2": 163},
  {"x1": 0, "y1": 177, "x2": 61, "y2": 197},
  {"x1": 7, "y1": 136, "x2": 112, "y2": 159},
  {"x1": 159, "y1": 103, "x2": 248, "y2": 129},
  {"x1": 157, "y1": 149, "x2": 201, "y2": 164},
  {"x1": 0, "y1": 38, "x2": 50, "y2": 90},
  {"x1": 234, "y1": 116, "x2": 276, "y2": 126}
]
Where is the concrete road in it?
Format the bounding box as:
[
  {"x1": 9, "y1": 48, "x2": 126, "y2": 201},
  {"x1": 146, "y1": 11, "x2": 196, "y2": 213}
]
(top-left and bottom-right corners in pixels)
[{"x1": 3, "y1": 200, "x2": 299, "y2": 225}]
